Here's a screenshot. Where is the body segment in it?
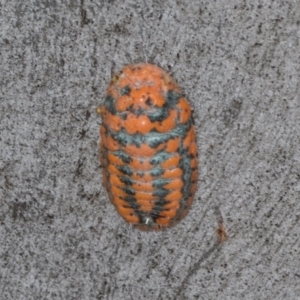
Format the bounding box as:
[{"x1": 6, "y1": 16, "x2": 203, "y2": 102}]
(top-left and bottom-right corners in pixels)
[{"x1": 99, "y1": 63, "x2": 198, "y2": 230}]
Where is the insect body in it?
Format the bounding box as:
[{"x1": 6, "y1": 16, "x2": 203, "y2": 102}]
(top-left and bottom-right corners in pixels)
[{"x1": 98, "y1": 63, "x2": 198, "y2": 230}]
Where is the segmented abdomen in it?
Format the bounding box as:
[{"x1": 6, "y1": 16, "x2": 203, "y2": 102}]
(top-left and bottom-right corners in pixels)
[{"x1": 99, "y1": 63, "x2": 198, "y2": 230}]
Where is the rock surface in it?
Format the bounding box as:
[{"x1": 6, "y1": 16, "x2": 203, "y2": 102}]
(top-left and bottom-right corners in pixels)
[{"x1": 1, "y1": 1, "x2": 300, "y2": 299}]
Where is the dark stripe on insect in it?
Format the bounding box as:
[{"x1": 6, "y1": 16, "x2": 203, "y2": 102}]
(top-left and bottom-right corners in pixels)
[
  {"x1": 103, "y1": 95, "x2": 117, "y2": 115},
  {"x1": 117, "y1": 165, "x2": 133, "y2": 176},
  {"x1": 104, "y1": 119, "x2": 193, "y2": 148},
  {"x1": 123, "y1": 178, "x2": 174, "y2": 225},
  {"x1": 101, "y1": 148, "x2": 111, "y2": 186},
  {"x1": 142, "y1": 90, "x2": 181, "y2": 121},
  {"x1": 149, "y1": 151, "x2": 174, "y2": 165},
  {"x1": 108, "y1": 150, "x2": 132, "y2": 164},
  {"x1": 173, "y1": 136, "x2": 195, "y2": 219},
  {"x1": 148, "y1": 198, "x2": 171, "y2": 220},
  {"x1": 116, "y1": 174, "x2": 173, "y2": 225},
  {"x1": 146, "y1": 90, "x2": 181, "y2": 122},
  {"x1": 150, "y1": 167, "x2": 164, "y2": 177},
  {"x1": 119, "y1": 176, "x2": 134, "y2": 185},
  {"x1": 152, "y1": 178, "x2": 172, "y2": 188},
  {"x1": 104, "y1": 90, "x2": 181, "y2": 121},
  {"x1": 108, "y1": 150, "x2": 175, "y2": 166},
  {"x1": 153, "y1": 188, "x2": 169, "y2": 198},
  {"x1": 121, "y1": 195, "x2": 140, "y2": 210},
  {"x1": 114, "y1": 165, "x2": 166, "y2": 178},
  {"x1": 111, "y1": 177, "x2": 170, "y2": 226},
  {"x1": 120, "y1": 85, "x2": 131, "y2": 96},
  {"x1": 100, "y1": 149, "x2": 108, "y2": 167},
  {"x1": 119, "y1": 175, "x2": 172, "y2": 192},
  {"x1": 121, "y1": 195, "x2": 156, "y2": 225},
  {"x1": 120, "y1": 186, "x2": 135, "y2": 195}
]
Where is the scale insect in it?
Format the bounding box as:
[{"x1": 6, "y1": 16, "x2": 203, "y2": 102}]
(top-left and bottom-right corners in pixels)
[{"x1": 97, "y1": 63, "x2": 198, "y2": 230}]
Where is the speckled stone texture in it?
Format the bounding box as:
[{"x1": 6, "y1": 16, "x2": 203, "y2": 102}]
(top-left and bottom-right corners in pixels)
[{"x1": 1, "y1": 1, "x2": 300, "y2": 299}]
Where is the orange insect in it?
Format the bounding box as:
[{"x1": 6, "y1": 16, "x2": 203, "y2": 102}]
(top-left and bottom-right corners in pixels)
[{"x1": 98, "y1": 63, "x2": 198, "y2": 230}]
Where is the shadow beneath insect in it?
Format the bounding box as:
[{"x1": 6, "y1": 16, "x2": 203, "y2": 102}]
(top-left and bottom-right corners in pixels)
[
  {"x1": 175, "y1": 242, "x2": 220, "y2": 298},
  {"x1": 175, "y1": 206, "x2": 229, "y2": 298}
]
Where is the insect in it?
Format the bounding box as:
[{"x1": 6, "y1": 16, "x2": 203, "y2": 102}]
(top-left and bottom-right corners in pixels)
[
  {"x1": 97, "y1": 63, "x2": 198, "y2": 230},
  {"x1": 216, "y1": 223, "x2": 228, "y2": 244},
  {"x1": 214, "y1": 206, "x2": 228, "y2": 244}
]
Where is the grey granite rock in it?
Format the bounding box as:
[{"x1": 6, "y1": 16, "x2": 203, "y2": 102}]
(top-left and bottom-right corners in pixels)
[{"x1": 1, "y1": 1, "x2": 300, "y2": 299}]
